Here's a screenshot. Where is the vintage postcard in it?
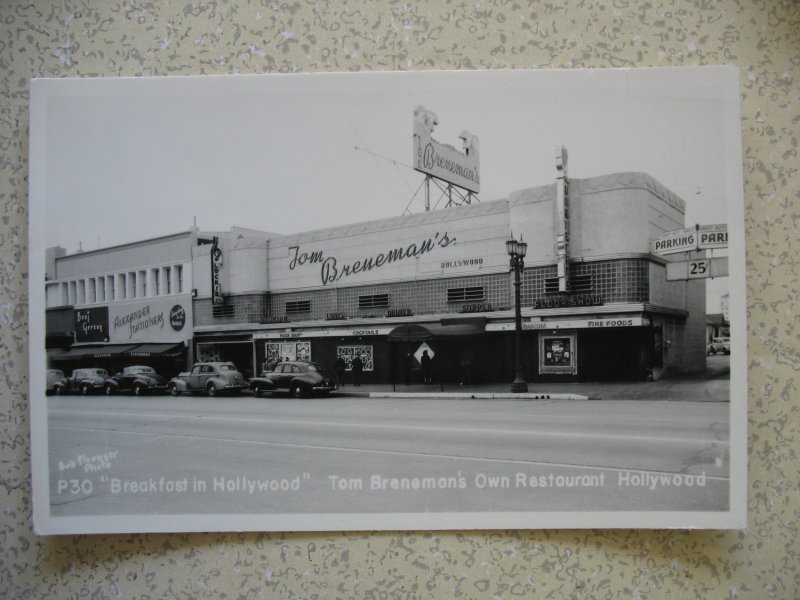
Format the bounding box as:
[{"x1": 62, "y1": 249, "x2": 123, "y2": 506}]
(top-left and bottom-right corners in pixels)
[{"x1": 29, "y1": 67, "x2": 746, "y2": 534}]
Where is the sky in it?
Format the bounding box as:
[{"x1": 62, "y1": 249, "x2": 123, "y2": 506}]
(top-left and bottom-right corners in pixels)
[{"x1": 37, "y1": 68, "x2": 740, "y2": 311}]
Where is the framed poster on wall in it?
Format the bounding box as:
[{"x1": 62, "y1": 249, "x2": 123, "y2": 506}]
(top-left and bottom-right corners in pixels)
[{"x1": 539, "y1": 334, "x2": 577, "y2": 375}]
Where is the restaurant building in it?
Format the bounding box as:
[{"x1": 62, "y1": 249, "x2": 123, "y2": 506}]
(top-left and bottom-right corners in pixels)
[{"x1": 190, "y1": 171, "x2": 706, "y2": 384}]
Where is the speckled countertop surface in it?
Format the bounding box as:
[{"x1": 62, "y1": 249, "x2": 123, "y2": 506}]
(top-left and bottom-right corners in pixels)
[{"x1": 2, "y1": 1, "x2": 799, "y2": 597}]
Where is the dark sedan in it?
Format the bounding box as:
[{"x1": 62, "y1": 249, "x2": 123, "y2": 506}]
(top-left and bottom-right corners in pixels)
[
  {"x1": 250, "y1": 361, "x2": 335, "y2": 398},
  {"x1": 104, "y1": 365, "x2": 168, "y2": 396}
]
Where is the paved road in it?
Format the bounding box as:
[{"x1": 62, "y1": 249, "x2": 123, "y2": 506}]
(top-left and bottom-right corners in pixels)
[{"x1": 47, "y1": 394, "x2": 730, "y2": 516}]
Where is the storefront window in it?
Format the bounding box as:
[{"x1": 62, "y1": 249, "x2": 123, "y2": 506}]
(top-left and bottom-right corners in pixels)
[
  {"x1": 265, "y1": 342, "x2": 311, "y2": 366},
  {"x1": 337, "y1": 345, "x2": 374, "y2": 371},
  {"x1": 539, "y1": 333, "x2": 577, "y2": 375}
]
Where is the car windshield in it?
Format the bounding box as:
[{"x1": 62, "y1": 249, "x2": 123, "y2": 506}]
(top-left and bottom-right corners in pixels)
[
  {"x1": 129, "y1": 367, "x2": 155, "y2": 374},
  {"x1": 51, "y1": 370, "x2": 64, "y2": 377},
  {"x1": 94, "y1": 370, "x2": 108, "y2": 376},
  {"x1": 218, "y1": 364, "x2": 236, "y2": 371}
]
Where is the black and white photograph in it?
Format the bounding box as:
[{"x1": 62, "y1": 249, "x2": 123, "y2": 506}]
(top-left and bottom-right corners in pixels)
[{"x1": 29, "y1": 67, "x2": 747, "y2": 534}]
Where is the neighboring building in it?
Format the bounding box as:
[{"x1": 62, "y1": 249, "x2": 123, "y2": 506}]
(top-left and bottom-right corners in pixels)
[
  {"x1": 191, "y1": 172, "x2": 706, "y2": 383},
  {"x1": 45, "y1": 230, "x2": 198, "y2": 377}
]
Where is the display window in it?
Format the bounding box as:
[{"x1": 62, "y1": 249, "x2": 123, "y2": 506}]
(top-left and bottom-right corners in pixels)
[
  {"x1": 336, "y1": 345, "x2": 374, "y2": 371},
  {"x1": 539, "y1": 333, "x2": 577, "y2": 374},
  {"x1": 265, "y1": 341, "x2": 311, "y2": 365}
]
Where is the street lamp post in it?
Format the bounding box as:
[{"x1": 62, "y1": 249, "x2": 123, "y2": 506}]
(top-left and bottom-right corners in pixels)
[{"x1": 506, "y1": 238, "x2": 529, "y2": 393}]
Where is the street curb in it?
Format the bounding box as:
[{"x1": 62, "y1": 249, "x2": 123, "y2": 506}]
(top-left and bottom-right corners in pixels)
[{"x1": 366, "y1": 392, "x2": 588, "y2": 400}]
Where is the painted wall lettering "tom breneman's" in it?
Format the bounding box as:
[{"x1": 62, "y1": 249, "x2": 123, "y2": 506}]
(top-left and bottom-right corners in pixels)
[{"x1": 288, "y1": 232, "x2": 457, "y2": 286}]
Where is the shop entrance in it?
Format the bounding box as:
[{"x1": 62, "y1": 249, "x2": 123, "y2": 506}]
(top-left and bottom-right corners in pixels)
[{"x1": 386, "y1": 320, "x2": 490, "y2": 385}]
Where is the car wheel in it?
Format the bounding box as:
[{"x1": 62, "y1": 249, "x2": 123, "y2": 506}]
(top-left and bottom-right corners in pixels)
[
  {"x1": 168, "y1": 384, "x2": 180, "y2": 397},
  {"x1": 207, "y1": 382, "x2": 218, "y2": 397},
  {"x1": 53, "y1": 386, "x2": 63, "y2": 396},
  {"x1": 104, "y1": 384, "x2": 114, "y2": 396},
  {"x1": 80, "y1": 383, "x2": 90, "y2": 396},
  {"x1": 133, "y1": 383, "x2": 144, "y2": 396},
  {"x1": 708, "y1": 348, "x2": 716, "y2": 355},
  {"x1": 291, "y1": 384, "x2": 305, "y2": 398},
  {"x1": 252, "y1": 384, "x2": 262, "y2": 397}
]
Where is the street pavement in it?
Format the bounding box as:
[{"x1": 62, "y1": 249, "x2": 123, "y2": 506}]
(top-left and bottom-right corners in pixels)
[
  {"x1": 46, "y1": 358, "x2": 730, "y2": 519},
  {"x1": 332, "y1": 354, "x2": 731, "y2": 402}
]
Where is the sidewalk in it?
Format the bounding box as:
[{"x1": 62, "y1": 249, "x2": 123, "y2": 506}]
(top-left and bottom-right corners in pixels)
[{"x1": 331, "y1": 362, "x2": 730, "y2": 402}]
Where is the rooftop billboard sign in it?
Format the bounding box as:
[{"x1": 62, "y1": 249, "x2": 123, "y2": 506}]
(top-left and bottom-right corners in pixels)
[{"x1": 413, "y1": 106, "x2": 480, "y2": 194}]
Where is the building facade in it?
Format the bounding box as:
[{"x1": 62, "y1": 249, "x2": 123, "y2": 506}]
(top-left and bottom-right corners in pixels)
[
  {"x1": 190, "y1": 172, "x2": 706, "y2": 384},
  {"x1": 44, "y1": 172, "x2": 706, "y2": 385},
  {"x1": 45, "y1": 231, "x2": 198, "y2": 377}
]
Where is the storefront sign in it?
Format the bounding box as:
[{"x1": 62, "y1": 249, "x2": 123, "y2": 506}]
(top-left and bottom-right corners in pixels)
[
  {"x1": 169, "y1": 305, "x2": 186, "y2": 331},
  {"x1": 460, "y1": 303, "x2": 494, "y2": 313},
  {"x1": 487, "y1": 317, "x2": 648, "y2": 332},
  {"x1": 697, "y1": 224, "x2": 728, "y2": 250},
  {"x1": 74, "y1": 307, "x2": 109, "y2": 343},
  {"x1": 288, "y1": 231, "x2": 458, "y2": 287},
  {"x1": 211, "y1": 236, "x2": 223, "y2": 306},
  {"x1": 534, "y1": 295, "x2": 603, "y2": 309},
  {"x1": 653, "y1": 224, "x2": 728, "y2": 255},
  {"x1": 440, "y1": 258, "x2": 483, "y2": 270},
  {"x1": 651, "y1": 228, "x2": 697, "y2": 255},
  {"x1": 108, "y1": 297, "x2": 192, "y2": 343},
  {"x1": 270, "y1": 201, "x2": 510, "y2": 291},
  {"x1": 413, "y1": 106, "x2": 480, "y2": 193},
  {"x1": 666, "y1": 257, "x2": 729, "y2": 281},
  {"x1": 555, "y1": 145, "x2": 571, "y2": 292},
  {"x1": 255, "y1": 326, "x2": 395, "y2": 340}
]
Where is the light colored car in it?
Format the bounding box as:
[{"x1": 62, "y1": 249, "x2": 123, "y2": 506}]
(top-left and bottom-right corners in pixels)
[
  {"x1": 707, "y1": 337, "x2": 730, "y2": 355},
  {"x1": 168, "y1": 362, "x2": 247, "y2": 396},
  {"x1": 46, "y1": 369, "x2": 68, "y2": 395}
]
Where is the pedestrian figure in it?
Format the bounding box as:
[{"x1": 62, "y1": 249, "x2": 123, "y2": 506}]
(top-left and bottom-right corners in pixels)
[
  {"x1": 421, "y1": 350, "x2": 432, "y2": 384},
  {"x1": 335, "y1": 355, "x2": 346, "y2": 388},
  {"x1": 351, "y1": 353, "x2": 364, "y2": 387}
]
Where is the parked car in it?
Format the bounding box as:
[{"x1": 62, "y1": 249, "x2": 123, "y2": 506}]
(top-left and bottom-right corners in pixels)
[
  {"x1": 168, "y1": 362, "x2": 247, "y2": 396},
  {"x1": 46, "y1": 369, "x2": 68, "y2": 395},
  {"x1": 105, "y1": 365, "x2": 168, "y2": 396},
  {"x1": 67, "y1": 368, "x2": 110, "y2": 395},
  {"x1": 250, "y1": 361, "x2": 335, "y2": 398},
  {"x1": 707, "y1": 337, "x2": 731, "y2": 355}
]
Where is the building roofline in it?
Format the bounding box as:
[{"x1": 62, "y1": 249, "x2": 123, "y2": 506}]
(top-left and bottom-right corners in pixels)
[{"x1": 55, "y1": 229, "x2": 197, "y2": 262}]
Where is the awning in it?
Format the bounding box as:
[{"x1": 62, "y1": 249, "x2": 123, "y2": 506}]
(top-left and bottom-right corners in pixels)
[
  {"x1": 51, "y1": 344, "x2": 141, "y2": 360},
  {"x1": 388, "y1": 318, "x2": 486, "y2": 342},
  {"x1": 124, "y1": 343, "x2": 185, "y2": 358}
]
